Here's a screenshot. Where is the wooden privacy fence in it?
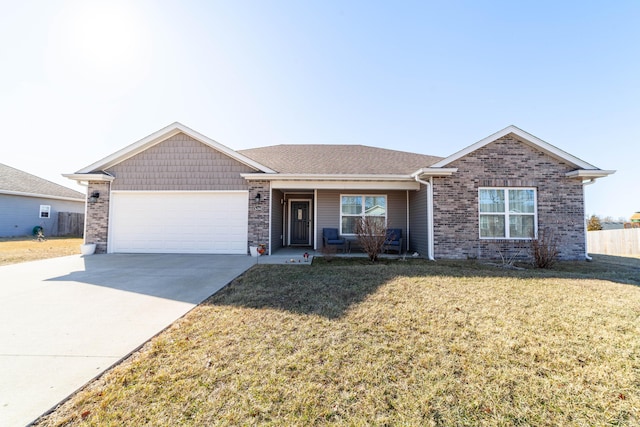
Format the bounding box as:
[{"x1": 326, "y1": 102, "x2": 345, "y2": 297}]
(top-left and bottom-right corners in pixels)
[
  {"x1": 587, "y1": 229, "x2": 640, "y2": 256},
  {"x1": 57, "y1": 212, "x2": 84, "y2": 237}
]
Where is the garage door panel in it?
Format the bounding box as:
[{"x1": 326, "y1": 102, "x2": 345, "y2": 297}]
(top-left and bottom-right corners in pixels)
[{"x1": 110, "y1": 192, "x2": 248, "y2": 254}]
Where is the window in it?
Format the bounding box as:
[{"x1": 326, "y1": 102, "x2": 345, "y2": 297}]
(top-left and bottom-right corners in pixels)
[
  {"x1": 479, "y1": 188, "x2": 536, "y2": 239},
  {"x1": 39, "y1": 205, "x2": 51, "y2": 218},
  {"x1": 340, "y1": 195, "x2": 387, "y2": 234}
]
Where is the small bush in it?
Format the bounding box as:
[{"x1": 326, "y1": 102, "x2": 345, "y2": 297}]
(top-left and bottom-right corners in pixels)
[
  {"x1": 355, "y1": 217, "x2": 387, "y2": 262},
  {"x1": 320, "y1": 243, "x2": 337, "y2": 261},
  {"x1": 531, "y1": 228, "x2": 559, "y2": 268},
  {"x1": 586, "y1": 215, "x2": 602, "y2": 231}
]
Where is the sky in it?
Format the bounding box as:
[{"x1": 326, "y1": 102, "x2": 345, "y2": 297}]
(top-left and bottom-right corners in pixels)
[{"x1": 1, "y1": 0, "x2": 638, "y2": 220}]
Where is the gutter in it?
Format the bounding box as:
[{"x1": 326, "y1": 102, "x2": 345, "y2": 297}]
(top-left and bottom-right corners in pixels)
[
  {"x1": 413, "y1": 175, "x2": 436, "y2": 261},
  {"x1": 241, "y1": 173, "x2": 414, "y2": 181}
]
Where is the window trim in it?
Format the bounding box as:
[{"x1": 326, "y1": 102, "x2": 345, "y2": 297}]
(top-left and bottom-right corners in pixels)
[
  {"x1": 340, "y1": 194, "x2": 387, "y2": 236},
  {"x1": 478, "y1": 187, "x2": 537, "y2": 240},
  {"x1": 39, "y1": 205, "x2": 51, "y2": 219}
]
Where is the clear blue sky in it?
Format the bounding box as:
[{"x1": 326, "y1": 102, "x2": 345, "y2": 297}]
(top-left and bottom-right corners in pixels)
[{"x1": 1, "y1": 1, "x2": 637, "y2": 219}]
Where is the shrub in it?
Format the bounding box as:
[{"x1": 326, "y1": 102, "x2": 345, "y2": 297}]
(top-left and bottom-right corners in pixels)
[
  {"x1": 587, "y1": 215, "x2": 602, "y2": 231},
  {"x1": 355, "y1": 217, "x2": 387, "y2": 262},
  {"x1": 320, "y1": 243, "x2": 337, "y2": 261},
  {"x1": 531, "y1": 228, "x2": 559, "y2": 268}
]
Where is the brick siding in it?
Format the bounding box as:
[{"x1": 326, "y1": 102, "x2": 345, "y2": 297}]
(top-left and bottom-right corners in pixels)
[
  {"x1": 248, "y1": 181, "x2": 270, "y2": 253},
  {"x1": 84, "y1": 181, "x2": 110, "y2": 254},
  {"x1": 432, "y1": 135, "x2": 586, "y2": 261}
]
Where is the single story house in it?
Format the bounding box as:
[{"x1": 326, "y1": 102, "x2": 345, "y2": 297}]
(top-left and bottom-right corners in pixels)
[
  {"x1": 0, "y1": 163, "x2": 85, "y2": 237},
  {"x1": 64, "y1": 123, "x2": 614, "y2": 260}
]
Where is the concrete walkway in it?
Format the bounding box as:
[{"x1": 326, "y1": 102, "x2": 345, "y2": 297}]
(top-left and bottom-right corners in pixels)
[{"x1": 0, "y1": 254, "x2": 255, "y2": 427}]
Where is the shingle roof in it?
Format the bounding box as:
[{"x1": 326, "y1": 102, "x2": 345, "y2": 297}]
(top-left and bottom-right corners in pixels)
[
  {"x1": 238, "y1": 145, "x2": 443, "y2": 175},
  {"x1": 0, "y1": 163, "x2": 85, "y2": 200}
]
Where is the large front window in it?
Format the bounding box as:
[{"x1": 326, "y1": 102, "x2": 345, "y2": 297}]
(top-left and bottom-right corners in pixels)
[
  {"x1": 341, "y1": 195, "x2": 387, "y2": 234},
  {"x1": 479, "y1": 188, "x2": 537, "y2": 239}
]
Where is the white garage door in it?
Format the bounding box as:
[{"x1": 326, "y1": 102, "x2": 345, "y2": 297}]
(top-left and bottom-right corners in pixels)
[{"x1": 109, "y1": 191, "x2": 248, "y2": 254}]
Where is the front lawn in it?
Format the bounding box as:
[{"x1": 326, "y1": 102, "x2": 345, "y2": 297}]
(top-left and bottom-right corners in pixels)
[
  {"x1": 37, "y1": 259, "x2": 640, "y2": 426},
  {"x1": 0, "y1": 237, "x2": 82, "y2": 266}
]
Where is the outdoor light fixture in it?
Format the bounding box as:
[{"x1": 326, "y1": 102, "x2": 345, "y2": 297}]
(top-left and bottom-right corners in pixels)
[
  {"x1": 254, "y1": 193, "x2": 261, "y2": 203},
  {"x1": 88, "y1": 191, "x2": 100, "y2": 203}
]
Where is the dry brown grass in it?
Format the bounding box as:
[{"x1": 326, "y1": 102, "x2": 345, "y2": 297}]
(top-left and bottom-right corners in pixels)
[
  {"x1": 0, "y1": 237, "x2": 83, "y2": 266},
  {"x1": 36, "y1": 258, "x2": 640, "y2": 426}
]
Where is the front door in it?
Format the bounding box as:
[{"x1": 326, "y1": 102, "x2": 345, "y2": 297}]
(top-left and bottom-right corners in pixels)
[{"x1": 290, "y1": 201, "x2": 310, "y2": 245}]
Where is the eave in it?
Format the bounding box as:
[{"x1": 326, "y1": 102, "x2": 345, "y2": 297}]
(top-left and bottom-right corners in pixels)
[
  {"x1": 63, "y1": 173, "x2": 116, "y2": 183},
  {"x1": 565, "y1": 169, "x2": 616, "y2": 180},
  {"x1": 411, "y1": 168, "x2": 458, "y2": 178},
  {"x1": 0, "y1": 190, "x2": 85, "y2": 202}
]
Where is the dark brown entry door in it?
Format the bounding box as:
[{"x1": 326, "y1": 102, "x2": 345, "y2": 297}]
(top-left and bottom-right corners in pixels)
[{"x1": 290, "y1": 201, "x2": 310, "y2": 245}]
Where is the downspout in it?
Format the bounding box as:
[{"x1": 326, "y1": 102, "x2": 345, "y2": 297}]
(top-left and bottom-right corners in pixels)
[
  {"x1": 414, "y1": 175, "x2": 435, "y2": 261},
  {"x1": 582, "y1": 179, "x2": 596, "y2": 261}
]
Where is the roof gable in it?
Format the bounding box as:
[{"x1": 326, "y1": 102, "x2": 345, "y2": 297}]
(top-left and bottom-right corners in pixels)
[
  {"x1": 76, "y1": 122, "x2": 275, "y2": 174},
  {"x1": 431, "y1": 125, "x2": 599, "y2": 170},
  {"x1": 0, "y1": 163, "x2": 84, "y2": 200}
]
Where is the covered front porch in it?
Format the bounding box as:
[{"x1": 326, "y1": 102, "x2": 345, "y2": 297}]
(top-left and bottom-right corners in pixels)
[
  {"x1": 271, "y1": 189, "x2": 413, "y2": 251},
  {"x1": 243, "y1": 172, "x2": 437, "y2": 259}
]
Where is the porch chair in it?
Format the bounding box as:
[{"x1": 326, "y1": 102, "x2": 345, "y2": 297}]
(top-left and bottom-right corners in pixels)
[
  {"x1": 383, "y1": 228, "x2": 403, "y2": 254},
  {"x1": 322, "y1": 228, "x2": 347, "y2": 253}
]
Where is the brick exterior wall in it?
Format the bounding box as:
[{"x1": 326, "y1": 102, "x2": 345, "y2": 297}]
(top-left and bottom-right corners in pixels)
[
  {"x1": 432, "y1": 135, "x2": 586, "y2": 261},
  {"x1": 248, "y1": 181, "x2": 270, "y2": 253},
  {"x1": 84, "y1": 181, "x2": 110, "y2": 254}
]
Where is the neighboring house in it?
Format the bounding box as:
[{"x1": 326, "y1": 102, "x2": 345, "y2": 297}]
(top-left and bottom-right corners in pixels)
[
  {"x1": 64, "y1": 123, "x2": 614, "y2": 260},
  {"x1": 0, "y1": 163, "x2": 85, "y2": 237},
  {"x1": 601, "y1": 221, "x2": 625, "y2": 230}
]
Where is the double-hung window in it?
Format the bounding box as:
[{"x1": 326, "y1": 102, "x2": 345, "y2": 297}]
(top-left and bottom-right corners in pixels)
[
  {"x1": 340, "y1": 195, "x2": 387, "y2": 235},
  {"x1": 479, "y1": 188, "x2": 537, "y2": 239}
]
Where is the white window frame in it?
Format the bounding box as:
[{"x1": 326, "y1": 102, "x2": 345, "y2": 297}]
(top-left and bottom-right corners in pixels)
[
  {"x1": 478, "y1": 187, "x2": 537, "y2": 240},
  {"x1": 39, "y1": 205, "x2": 51, "y2": 218},
  {"x1": 340, "y1": 194, "x2": 387, "y2": 235}
]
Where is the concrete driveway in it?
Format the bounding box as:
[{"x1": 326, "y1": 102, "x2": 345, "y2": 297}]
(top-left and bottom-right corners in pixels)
[{"x1": 0, "y1": 253, "x2": 255, "y2": 427}]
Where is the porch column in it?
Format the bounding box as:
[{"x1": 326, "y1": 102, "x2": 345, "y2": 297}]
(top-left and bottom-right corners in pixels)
[{"x1": 248, "y1": 180, "x2": 270, "y2": 253}]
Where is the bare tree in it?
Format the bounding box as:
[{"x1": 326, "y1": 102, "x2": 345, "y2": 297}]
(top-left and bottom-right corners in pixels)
[
  {"x1": 355, "y1": 216, "x2": 387, "y2": 262},
  {"x1": 530, "y1": 227, "x2": 559, "y2": 268}
]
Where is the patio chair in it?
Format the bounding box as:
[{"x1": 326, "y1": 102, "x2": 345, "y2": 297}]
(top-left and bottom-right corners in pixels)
[
  {"x1": 383, "y1": 228, "x2": 403, "y2": 254},
  {"x1": 322, "y1": 228, "x2": 347, "y2": 253}
]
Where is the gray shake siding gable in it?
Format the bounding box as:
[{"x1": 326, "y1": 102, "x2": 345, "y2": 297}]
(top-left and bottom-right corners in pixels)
[
  {"x1": 432, "y1": 135, "x2": 586, "y2": 260},
  {"x1": 107, "y1": 133, "x2": 255, "y2": 191}
]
